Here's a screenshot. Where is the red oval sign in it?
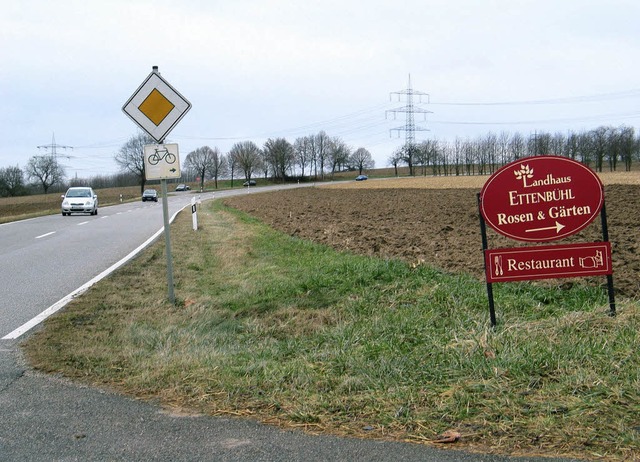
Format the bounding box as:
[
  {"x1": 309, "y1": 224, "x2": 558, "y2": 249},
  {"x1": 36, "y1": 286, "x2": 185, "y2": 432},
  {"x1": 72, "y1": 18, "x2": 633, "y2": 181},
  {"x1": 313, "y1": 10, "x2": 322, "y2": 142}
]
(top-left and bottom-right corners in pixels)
[{"x1": 480, "y1": 156, "x2": 604, "y2": 242}]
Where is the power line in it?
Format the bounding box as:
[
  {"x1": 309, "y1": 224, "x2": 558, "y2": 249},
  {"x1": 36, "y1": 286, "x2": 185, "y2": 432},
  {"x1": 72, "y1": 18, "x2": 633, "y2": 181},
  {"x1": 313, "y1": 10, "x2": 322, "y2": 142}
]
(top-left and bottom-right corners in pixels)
[
  {"x1": 431, "y1": 88, "x2": 640, "y2": 106},
  {"x1": 37, "y1": 133, "x2": 74, "y2": 160},
  {"x1": 429, "y1": 110, "x2": 640, "y2": 126}
]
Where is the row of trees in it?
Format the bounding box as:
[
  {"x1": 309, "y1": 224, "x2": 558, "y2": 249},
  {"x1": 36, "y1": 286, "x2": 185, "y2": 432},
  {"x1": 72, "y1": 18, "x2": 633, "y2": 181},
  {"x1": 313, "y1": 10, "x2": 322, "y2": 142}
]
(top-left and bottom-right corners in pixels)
[
  {"x1": 2, "y1": 124, "x2": 639, "y2": 197},
  {"x1": 389, "y1": 125, "x2": 640, "y2": 176},
  {"x1": 0, "y1": 155, "x2": 66, "y2": 196},
  {"x1": 181, "y1": 131, "x2": 375, "y2": 192},
  {"x1": 113, "y1": 131, "x2": 376, "y2": 193}
]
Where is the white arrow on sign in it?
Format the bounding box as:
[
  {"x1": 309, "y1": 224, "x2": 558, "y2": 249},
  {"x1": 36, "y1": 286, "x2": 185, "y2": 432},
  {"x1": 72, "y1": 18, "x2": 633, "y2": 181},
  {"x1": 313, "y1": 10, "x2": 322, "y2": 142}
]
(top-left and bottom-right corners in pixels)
[{"x1": 525, "y1": 221, "x2": 566, "y2": 234}]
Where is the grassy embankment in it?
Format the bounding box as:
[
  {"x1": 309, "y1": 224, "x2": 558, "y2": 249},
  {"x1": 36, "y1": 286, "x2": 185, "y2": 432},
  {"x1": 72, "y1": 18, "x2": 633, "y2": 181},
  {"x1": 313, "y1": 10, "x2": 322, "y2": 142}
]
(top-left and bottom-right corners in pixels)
[{"x1": 23, "y1": 198, "x2": 639, "y2": 461}]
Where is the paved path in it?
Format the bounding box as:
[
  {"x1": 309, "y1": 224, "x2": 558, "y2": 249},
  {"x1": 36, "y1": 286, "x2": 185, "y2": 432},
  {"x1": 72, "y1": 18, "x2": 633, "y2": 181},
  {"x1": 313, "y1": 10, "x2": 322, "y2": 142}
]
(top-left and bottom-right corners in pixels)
[{"x1": 0, "y1": 340, "x2": 583, "y2": 461}]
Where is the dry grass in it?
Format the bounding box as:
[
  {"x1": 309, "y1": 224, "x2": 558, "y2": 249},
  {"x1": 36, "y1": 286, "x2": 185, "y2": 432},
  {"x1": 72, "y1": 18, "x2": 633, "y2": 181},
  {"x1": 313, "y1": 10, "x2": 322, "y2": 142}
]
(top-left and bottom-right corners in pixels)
[{"x1": 23, "y1": 200, "x2": 640, "y2": 461}]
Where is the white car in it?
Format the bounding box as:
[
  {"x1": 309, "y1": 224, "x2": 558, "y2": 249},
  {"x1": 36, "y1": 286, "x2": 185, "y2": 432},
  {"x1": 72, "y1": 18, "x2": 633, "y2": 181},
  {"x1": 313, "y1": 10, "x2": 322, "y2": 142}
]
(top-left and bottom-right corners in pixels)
[{"x1": 61, "y1": 187, "x2": 98, "y2": 216}]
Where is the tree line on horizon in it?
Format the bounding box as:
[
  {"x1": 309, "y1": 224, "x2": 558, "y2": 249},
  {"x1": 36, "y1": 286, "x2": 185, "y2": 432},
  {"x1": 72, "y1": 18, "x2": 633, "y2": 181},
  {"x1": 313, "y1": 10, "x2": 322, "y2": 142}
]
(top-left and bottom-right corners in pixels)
[
  {"x1": 389, "y1": 125, "x2": 639, "y2": 177},
  {"x1": 1, "y1": 124, "x2": 638, "y2": 197}
]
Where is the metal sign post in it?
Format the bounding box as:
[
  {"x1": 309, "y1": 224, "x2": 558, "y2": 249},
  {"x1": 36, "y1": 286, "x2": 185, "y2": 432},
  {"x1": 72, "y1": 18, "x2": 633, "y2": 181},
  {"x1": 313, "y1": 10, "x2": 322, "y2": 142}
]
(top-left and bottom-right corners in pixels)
[
  {"x1": 142, "y1": 142, "x2": 181, "y2": 304},
  {"x1": 161, "y1": 178, "x2": 175, "y2": 304},
  {"x1": 478, "y1": 193, "x2": 497, "y2": 327},
  {"x1": 122, "y1": 66, "x2": 191, "y2": 305}
]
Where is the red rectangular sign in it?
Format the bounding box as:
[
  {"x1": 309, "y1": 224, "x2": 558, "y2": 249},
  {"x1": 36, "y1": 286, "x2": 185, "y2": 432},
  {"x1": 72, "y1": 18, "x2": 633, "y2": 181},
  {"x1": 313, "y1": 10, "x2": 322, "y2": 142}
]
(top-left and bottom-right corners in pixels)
[{"x1": 485, "y1": 242, "x2": 612, "y2": 283}]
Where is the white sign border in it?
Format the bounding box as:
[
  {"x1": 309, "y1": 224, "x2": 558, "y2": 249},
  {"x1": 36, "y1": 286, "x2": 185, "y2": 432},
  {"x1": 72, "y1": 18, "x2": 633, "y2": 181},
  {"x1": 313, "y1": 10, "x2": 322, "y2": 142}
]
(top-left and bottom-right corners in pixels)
[
  {"x1": 143, "y1": 143, "x2": 181, "y2": 180},
  {"x1": 122, "y1": 72, "x2": 192, "y2": 143}
]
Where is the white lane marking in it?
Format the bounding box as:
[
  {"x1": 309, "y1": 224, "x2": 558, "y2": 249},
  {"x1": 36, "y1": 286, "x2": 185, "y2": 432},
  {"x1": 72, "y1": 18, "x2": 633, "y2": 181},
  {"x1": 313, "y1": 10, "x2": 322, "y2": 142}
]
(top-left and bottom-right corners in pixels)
[
  {"x1": 78, "y1": 221, "x2": 90, "y2": 226},
  {"x1": 35, "y1": 232, "x2": 55, "y2": 239},
  {"x1": 2, "y1": 206, "x2": 187, "y2": 340}
]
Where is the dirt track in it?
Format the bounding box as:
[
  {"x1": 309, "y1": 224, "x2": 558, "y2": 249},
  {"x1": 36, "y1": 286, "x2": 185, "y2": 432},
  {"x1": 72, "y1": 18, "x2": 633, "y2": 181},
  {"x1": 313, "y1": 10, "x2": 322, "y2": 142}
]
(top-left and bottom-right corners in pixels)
[{"x1": 223, "y1": 183, "x2": 640, "y2": 299}]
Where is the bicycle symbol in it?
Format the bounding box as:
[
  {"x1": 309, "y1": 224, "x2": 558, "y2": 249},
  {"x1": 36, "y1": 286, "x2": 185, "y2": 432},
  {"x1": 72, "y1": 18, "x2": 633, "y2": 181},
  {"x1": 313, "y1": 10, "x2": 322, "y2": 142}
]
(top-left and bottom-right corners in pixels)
[{"x1": 148, "y1": 147, "x2": 176, "y2": 165}]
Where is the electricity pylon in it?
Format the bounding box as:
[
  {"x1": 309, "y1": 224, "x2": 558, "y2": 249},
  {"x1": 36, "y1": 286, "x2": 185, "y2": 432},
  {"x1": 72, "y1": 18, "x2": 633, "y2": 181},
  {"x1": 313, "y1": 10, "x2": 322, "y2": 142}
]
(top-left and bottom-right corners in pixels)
[
  {"x1": 386, "y1": 75, "x2": 432, "y2": 146},
  {"x1": 37, "y1": 133, "x2": 74, "y2": 160}
]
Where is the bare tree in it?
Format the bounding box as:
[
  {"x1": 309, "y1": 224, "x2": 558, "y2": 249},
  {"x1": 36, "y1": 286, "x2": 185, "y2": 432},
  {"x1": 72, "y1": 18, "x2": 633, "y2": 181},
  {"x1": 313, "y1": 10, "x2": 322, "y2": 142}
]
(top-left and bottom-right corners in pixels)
[
  {"x1": 618, "y1": 126, "x2": 635, "y2": 171},
  {"x1": 387, "y1": 150, "x2": 403, "y2": 176},
  {"x1": 463, "y1": 138, "x2": 477, "y2": 175},
  {"x1": 529, "y1": 131, "x2": 552, "y2": 156},
  {"x1": 26, "y1": 155, "x2": 65, "y2": 193},
  {"x1": 184, "y1": 146, "x2": 222, "y2": 191},
  {"x1": 550, "y1": 132, "x2": 567, "y2": 157},
  {"x1": 314, "y1": 131, "x2": 330, "y2": 179},
  {"x1": 228, "y1": 151, "x2": 238, "y2": 187},
  {"x1": 259, "y1": 149, "x2": 270, "y2": 179},
  {"x1": 327, "y1": 137, "x2": 350, "y2": 176},
  {"x1": 210, "y1": 153, "x2": 228, "y2": 189},
  {"x1": 509, "y1": 132, "x2": 527, "y2": 160},
  {"x1": 576, "y1": 132, "x2": 593, "y2": 166},
  {"x1": 263, "y1": 138, "x2": 295, "y2": 182},
  {"x1": 228, "y1": 141, "x2": 262, "y2": 182},
  {"x1": 416, "y1": 139, "x2": 439, "y2": 175},
  {"x1": 399, "y1": 142, "x2": 420, "y2": 176},
  {"x1": 114, "y1": 133, "x2": 154, "y2": 194},
  {"x1": 607, "y1": 126, "x2": 634, "y2": 172},
  {"x1": 483, "y1": 132, "x2": 498, "y2": 173},
  {"x1": 452, "y1": 138, "x2": 464, "y2": 175},
  {"x1": 497, "y1": 131, "x2": 511, "y2": 166},
  {"x1": 350, "y1": 147, "x2": 375, "y2": 175},
  {"x1": 565, "y1": 133, "x2": 580, "y2": 160},
  {"x1": 293, "y1": 136, "x2": 313, "y2": 178},
  {"x1": 0, "y1": 165, "x2": 26, "y2": 197},
  {"x1": 590, "y1": 126, "x2": 610, "y2": 172},
  {"x1": 476, "y1": 135, "x2": 489, "y2": 175}
]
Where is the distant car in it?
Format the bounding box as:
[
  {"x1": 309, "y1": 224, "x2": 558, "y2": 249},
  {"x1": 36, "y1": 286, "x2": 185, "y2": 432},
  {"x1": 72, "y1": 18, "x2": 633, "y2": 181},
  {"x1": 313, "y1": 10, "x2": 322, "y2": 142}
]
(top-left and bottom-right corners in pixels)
[
  {"x1": 142, "y1": 189, "x2": 158, "y2": 202},
  {"x1": 243, "y1": 180, "x2": 257, "y2": 187},
  {"x1": 61, "y1": 187, "x2": 98, "y2": 216},
  {"x1": 175, "y1": 184, "x2": 190, "y2": 191},
  {"x1": 355, "y1": 175, "x2": 368, "y2": 181}
]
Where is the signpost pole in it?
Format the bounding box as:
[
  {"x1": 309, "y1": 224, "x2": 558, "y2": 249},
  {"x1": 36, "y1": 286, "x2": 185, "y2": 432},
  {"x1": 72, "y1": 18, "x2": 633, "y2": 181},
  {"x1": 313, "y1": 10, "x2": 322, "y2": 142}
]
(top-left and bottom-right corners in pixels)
[
  {"x1": 161, "y1": 177, "x2": 175, "y2": 304},
  {"x1": 478, "y1": 193, "x2": 497, "y2": 327},
  {"x1": 123, "y1": 66, "x2": 191, "y2": 306},
  {"x1": 600, "y1": 200, "x2": 616, "y2": 316}
]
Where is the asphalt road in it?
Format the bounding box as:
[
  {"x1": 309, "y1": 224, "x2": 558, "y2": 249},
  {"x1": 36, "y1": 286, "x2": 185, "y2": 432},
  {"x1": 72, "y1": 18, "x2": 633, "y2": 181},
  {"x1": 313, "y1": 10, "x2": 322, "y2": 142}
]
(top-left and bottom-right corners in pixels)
[{"x1": 0, "y1": 186, "x2": 583, "y2": 461}]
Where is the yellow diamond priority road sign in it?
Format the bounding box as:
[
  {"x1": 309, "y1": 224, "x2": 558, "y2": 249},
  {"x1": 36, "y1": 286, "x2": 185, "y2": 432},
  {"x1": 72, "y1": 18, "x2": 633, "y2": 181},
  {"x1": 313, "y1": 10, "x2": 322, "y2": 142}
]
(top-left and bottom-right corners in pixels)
[{"x1": 123, "y1": 69, "x2": 191, "y2": 143}]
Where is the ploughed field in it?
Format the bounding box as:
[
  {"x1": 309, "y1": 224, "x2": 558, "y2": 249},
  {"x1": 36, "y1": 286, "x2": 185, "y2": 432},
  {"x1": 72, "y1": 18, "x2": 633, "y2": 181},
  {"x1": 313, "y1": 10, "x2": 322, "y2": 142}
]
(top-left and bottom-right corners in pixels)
[{"x1": 223, "y1": 176, "x2": 640, "y2": 300}]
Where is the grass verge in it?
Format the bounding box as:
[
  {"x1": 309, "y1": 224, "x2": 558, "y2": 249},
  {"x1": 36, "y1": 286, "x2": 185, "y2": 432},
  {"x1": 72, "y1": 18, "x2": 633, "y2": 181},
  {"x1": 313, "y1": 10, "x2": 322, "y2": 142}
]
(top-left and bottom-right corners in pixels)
[{"x1": 23, "y1": 200, "x2": 640, "y2": 461}]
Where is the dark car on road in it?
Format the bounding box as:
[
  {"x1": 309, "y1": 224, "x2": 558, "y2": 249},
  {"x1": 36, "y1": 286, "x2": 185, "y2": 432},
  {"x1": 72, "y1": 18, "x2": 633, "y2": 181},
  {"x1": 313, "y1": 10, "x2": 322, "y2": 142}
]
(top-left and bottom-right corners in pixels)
[
  {"x1": 142, "y1": 189, "x2": 158, "y2": 202},
  {"x1": 175, "y1": 184, "x2": 190, "y2": 191},
  {"x1": 355, "y1": 175, "x2": 368, "y2": 181},
  {"x1": 243, "y1": 180, "x2": 257, "y2": 187}
]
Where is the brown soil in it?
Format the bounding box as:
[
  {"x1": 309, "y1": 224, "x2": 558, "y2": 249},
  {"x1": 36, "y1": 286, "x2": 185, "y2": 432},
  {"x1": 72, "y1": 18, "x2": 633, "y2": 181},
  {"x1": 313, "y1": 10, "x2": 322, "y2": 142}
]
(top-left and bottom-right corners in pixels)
[{"x1": 223, "y1": 183, "x2": 640, "y2": 300}]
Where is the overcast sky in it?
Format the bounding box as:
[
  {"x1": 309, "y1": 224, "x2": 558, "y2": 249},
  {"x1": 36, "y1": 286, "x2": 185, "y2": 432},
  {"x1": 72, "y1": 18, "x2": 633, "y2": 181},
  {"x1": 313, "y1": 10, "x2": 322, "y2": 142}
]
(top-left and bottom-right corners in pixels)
[{"x1": 2, "y1": 0, "x2": 640, "y2": 179}]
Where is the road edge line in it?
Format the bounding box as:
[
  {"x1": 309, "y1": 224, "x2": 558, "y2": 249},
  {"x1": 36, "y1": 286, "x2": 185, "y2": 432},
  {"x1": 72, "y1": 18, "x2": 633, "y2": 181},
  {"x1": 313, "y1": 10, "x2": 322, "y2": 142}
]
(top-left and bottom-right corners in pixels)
[{"x1": 2, "y1": 207, "x2": 186, "y2": 340}]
